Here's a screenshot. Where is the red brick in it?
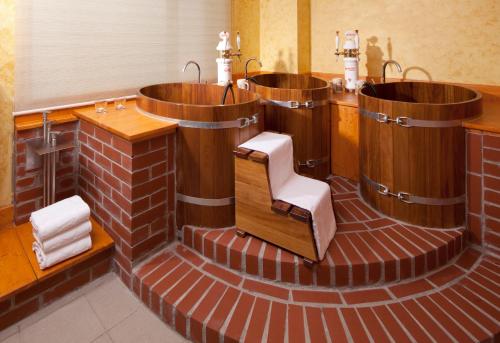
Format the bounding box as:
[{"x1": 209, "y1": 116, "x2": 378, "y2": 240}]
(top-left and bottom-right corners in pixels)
[
  {"x1": 0, "y1": 299, "x2": 10, "y2": 316},
  {"x1": 215, "y1": 230, "x2": 234, "y2": 265},
  {"x1": 43, "y1": 270, "x2": 91, "y2": 304},
  {"x1": 15, "y1": 273, "x2": 66, "y2": 305},
  {"x1": 202, "y1": 263, "x2": 242, "y2": 287},
  {"x1": 484, "y1": 175, "x2": 500, "y2": 191},
  {"x1": 132, "y1": 231, "x2": 166, "y2": 260},
  {"x1": 334, "y1": 235, "x2": 365, "y2": 286},
  {"x1": 162, "y1": 268, "x2": 203, "y2": 324},
  {"x1": 121, "y1": 155, "x2": 132, "y2": 171},
  {"x1": 358, "y1": 231, "x2": 397, "y2": 282},
  {"x1": 224, "y1": 293, "x2": 255, "y2": 343},
  {"x1": 245, "y1": 298, "x2": 271, "y2": 343},
  {"x1": 327, "y1": 239, "x2": 349, "y2": 286},
  {"x1": 167, "y1": 134, "x2": 175, "y2": 172},
  {"x1": 372, "y1": 230, "x2": 412, "y2": 279},
  {"x1": 87, "y1": 135, "x2": 103, "y2": 153},
  {"x1": 357, "y1": 307, "x2": 392, "y2": 343},
  {"x1": 340, "y1": 308, "x2": 371, "y2": 342},
  {"x1": 484, "y1": 148, "x2": 500, "y2": 162},
  {"x1": 205, "y1": 287, "x2": 240, "y2": 343},
  {"x1": 87, "y1": 159, "x2": 103, "y2": 179},
  {"x1": 91, "y1": 258, "x2": 112, "y2": 279},
  {"x1": 389, "y1": 279, "x2": 434, "y2": 298},
  {"x1": 176, "y1": 245, "x2": 204, "y2": 266},
  {"x1": 245, "y1": 238, "x2": 262, "y2": 275},
  {"x1": 402, "y1": 299, "x2": 453, "y2": 342},
  {"x1": 366, "y1": 218, "x2": 395, "y2": 228},
  {"x1": 80, "y1": 143, "x2": 95, "y2": 161},
  {"x1": 485, "y1": 232, "x2": 500, "y2": 249},
  {"x1": 485, "y1": 204, "x2": 500, "y2": 218},
  {"x1": 174, "y1": 276, "x2": 214, "y2": 337},
  {"x1": 16, "y1": 186, "x2": 43, "y2": 203},
  {"x1": 130, "y1": 203, "x2": 166, "y2": 229},
  {"x1": 279, "y1": 250, "x2": 296, "y2": 283},
  {"x1": 150, "y1": 189, "x2": 167, "y2": 207},
  {"x1": 94, "y1": 126, "x2": 112, "y2": 144},
  {"x1": 467, "y1": 214, "x2": 483, "y2": 245},
  {"x1": 305, "y1": 307, "x2": 328, "y2": 343},
  {"x1": 292, "y1": 289, "x2": 341, "y2": 304},
  {"x1": 468, "y1": 173, "x2": 482, "y2": 215},
  {"x1": 167, "y1": 173, "x2": 175, "y2": 211},
  {"x1": 132, "y1": 140, "x2": 150, "y2": 156},
  {"x1": 387, "y1": 302, "x2": 433, "y2": 342},
  {"x1": 371, "y1": 305, "x2": 412, "y2": 343},
  {"x1": 151, "y1": 215, "x2": 167, "y2": 234},
  {"x1": 455, "y1": 248, "x2": 481, "y2": 270},
  {"x1": 150, "y1": 262, "x2": 191, "y2": 314},
  {"x1": 190, "y1": 282, "x2": 227, "y2": 343},
  {"x1": 202, "y1": 230, "x2": 224, "y2": 260},
  {"x1": 343, "y1": 288, "x2": 391, "y2": 304},
  {"x1": 229, "y1": 235, "x2": 248, "y2": 271},
  {"x1": 484, "y1": 162, "x2": 500, "y2": 178},
  {"x1": 322, "y1": 308, "x2": 348, "y2": 343},
  {"x1": 132, "y1": 149, "x2": 166, "y2": 171},
  {"x1": 0, "y1": 298, "x2": 39, "y2": 331},
  {"x1": 262, "y1": 244, "x2": 278, "y2": 280},
  {"x1": 485, "y1": 217, "x2": 500, "y2": 233},
  {"x1": 95, "y1": 153, "x2": 112, "y2": 170},
  {"x1": 316, "y1": 257, "x2": 332, "y2": 287},
  {"x1": 467, "y1": 132, "x2": 482, "y2": 173},
  {"x1": 102, "y1": 170, "x2": 121, "y2": 192},
  {"x1": 112, "y1": 163, "x2": 132, "y2": 184},
  {"x1": 112, "y1": 135, "x2": 133, "y2": 156},
  {"x1": 152, "y1": 163, "x2": 167, "y2": 178},
  {"x1": 16, "y1": 176, "x2": 36, "y2": 188},
  {"x1": 243, "y1": 279, "x2": 289, "y2": 300},
  {"x1": 103, "y1": 144, "x2": 122, "y2": 164},
  {"x1": 131, "y1": 176, "x2": 166, "y2": 199},
  {"x1": 55, "y1": 165, "x2": 74, "y2": 178},
  {"x1": 298, "y1": 260, "x2": 314, "y2": 286}
]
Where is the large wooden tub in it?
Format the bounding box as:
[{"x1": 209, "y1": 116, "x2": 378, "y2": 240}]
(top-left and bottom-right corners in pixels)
[
  {"x1": 359, "y1": 82, "x2": 482, "y2": 228},
  {"x1": 137, "y1": 83, "x2": 261, "y2": 228},
  {"x1": 249, "y1": 73, "x2": 331, "y2": 180}
]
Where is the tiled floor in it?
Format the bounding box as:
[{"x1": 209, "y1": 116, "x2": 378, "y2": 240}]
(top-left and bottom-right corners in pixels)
[{"x1": 0, "y1": 274, "x2": 187, "y2": 343}]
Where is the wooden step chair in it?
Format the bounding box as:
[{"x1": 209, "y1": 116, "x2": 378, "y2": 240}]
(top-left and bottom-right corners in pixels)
[{"x1": 234, "y1": 147, "x2": 319, "y2": 264}]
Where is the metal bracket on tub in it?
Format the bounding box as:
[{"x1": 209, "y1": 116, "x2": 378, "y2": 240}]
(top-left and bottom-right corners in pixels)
[
  {"x1": 360, "y1": 108, "x2": 463, "y2": 128},
  {"x1": 296, "y1": 156, "x2": 329, "y2": 168},
  {"x1": 267, "y1": 99, "x2": 328, "y2": 109},
  {"x1": 238, "y1": 113, "x2": 259, "y2": 128}
]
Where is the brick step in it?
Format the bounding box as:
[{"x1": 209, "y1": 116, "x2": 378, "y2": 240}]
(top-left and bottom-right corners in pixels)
[
  {"x1": 182, "y1": 176, "x2": 465, "y2": 287},
  {"x1": 132, "y1": 243, "x2": 500, "y2": 343}
]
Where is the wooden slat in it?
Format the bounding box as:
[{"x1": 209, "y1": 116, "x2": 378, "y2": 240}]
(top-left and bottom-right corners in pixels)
[
  {"x1": 233, "y1": 147, "x2": 253, "y2": 159},
  {"x1": 15, "y1": 109, "x2": 78, "y2": 131},
  {"x1": 271, "y1": 200, "x2": 292, "y2": 216},
  {"x1": 248, "y1": 151, "x2": 269, "y2": 163},
  {"x1": 289, "y1": 207, "x2": 312, "y2": 223}
]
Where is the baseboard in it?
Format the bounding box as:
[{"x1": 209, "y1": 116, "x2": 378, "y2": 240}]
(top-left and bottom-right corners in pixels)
[{"x1": 0, "y1": 205, "x2": 14, "y2": 228}]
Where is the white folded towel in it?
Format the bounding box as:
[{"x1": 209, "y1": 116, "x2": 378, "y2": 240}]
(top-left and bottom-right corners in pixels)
[
  {"x1": 30, "y1": 195, "x2": 90, "y2": 241},
  {"x1": 34, "y1": 220, "x2": 92, "y2": 253},
  {"x1": 33, "y1": 235, "x2": 92, "y2": 270},
  {"x1": 240, "y1": 132, "x2": 337, "y2": 260}
]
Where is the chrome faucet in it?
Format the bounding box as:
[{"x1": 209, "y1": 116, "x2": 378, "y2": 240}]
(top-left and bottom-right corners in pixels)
[
  {"x1": 182, "y1": 60, "x2": 201, "y2": 83},
  {"x1": 382, "y1": 60, "x2": 402, "y2": 83},
  {"x1": 244, "y1": 57, "x2": 262, "y2": 80},
  {"x1": 221, "y1": 82, "x2": 235, "y2": 105}
]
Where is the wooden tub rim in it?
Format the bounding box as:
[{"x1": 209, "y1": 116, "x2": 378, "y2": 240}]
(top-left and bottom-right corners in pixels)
[
  {"x1": 359, "y1": 81, "x2": 482, "y2": 107},
  {"x1": 137, "y1": 82, "x2": 261, "y2": 109},
  {"x1": 250, "y1": 73, "x2": 330, "y2": 91}
]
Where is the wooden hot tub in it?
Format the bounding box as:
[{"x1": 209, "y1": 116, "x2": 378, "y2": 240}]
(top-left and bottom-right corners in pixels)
[
  {"x1": 137, "y1": 83, "x2": 261, "y2": 228},
  {"x1": 359, "y1": 82, "x2": 482, "y2": 228},
  {"x1": 249, "y1": 73, "x2": 331, "y2": 180}
]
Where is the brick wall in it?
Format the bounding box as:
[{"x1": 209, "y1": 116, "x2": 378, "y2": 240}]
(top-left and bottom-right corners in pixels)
[
  {"x1": 14, "y1": 122, "x2": 79, "y2": 224},
  {"x1": 466, "y1": 129, "x2": 500, "y2": 255},
  {"x1": 0, "y1": 250, "x2": 112, "y2": 331},
  {"x1": 78, "y1": 119, "x2": 175, "y2": 286}
]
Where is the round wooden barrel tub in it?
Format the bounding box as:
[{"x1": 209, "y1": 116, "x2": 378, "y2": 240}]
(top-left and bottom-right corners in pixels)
[
  {"x1": 249, "y1": 73, "x2": 331, "y2": 180},
  {"x1": 137, "y1": 83, "x2": 261, "y2": 228},
  {"x1": 359, "y1": 82, "x2": 482, "y2": 228}
]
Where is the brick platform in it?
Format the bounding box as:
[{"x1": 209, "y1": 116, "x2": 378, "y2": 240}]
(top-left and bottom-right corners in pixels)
[
  {"x1": 467, "y1": 129, "x2": 500, "y2": 255},
  {"x1": 183, "y1": 177, "x2": 465, "y2": 287},
  {"x1": 133, "y1": 243, "x2": 499, "y2": 342},
  {"x1": 14, "y1": 122, "x2": 79, "y2": 224},
  {"x1": 78, "y1": 119, "x2": 176, "y2": 285}
]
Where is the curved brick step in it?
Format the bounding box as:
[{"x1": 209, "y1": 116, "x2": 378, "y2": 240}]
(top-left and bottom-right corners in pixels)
[
  {"x1": 132, "y1": 243, "x2": 500, "y2": 343},
  {"x1": 182, "y1": 177, "x2": 465, "y2": 287}
]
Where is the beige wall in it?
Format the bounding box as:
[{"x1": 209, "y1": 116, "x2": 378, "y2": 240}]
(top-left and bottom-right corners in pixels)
[
  {"x1": 233, "y1": 0, "x2": 500, "y2": 85},
  {"x1": 231, "y1": 0, "x2": 261, "y2": 75},
  {"x1": 0, "y1": 0, "x2": 14, "y2": 207},
  {"x1": 312, "y1": 0, "x2": 500, "y2": 84}
]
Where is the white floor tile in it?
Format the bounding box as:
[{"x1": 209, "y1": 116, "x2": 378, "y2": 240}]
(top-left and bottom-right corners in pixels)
[
  {"x1": 0, "y1": 333, "x2": 20, "y2": 343},
  {"x1": 19, "y1": 297, "x2": 105, "y2": 343},
  {"x1": 91, "y1": 333, "x2": 112, "y2": 343},
  {"x1": 107, "y1": 306, "x2": 188, "y2": 343},
  {"x1": 85, "y1": 275, "x2": 140, "y2": 329}
]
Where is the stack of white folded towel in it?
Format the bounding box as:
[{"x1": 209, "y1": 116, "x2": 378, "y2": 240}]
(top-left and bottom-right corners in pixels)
[{"x1": 30, "y1": 195, "x2": 93, "y2": 270}]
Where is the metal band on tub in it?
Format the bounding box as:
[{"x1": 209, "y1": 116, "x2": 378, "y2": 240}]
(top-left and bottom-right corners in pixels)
[
  {"x1": 176, "y1": 193, "x2": 235, "y2": 207},
  {"x1": 136, "y1": 105, "x2": 259, "y2": 129},
  {"x1": 362, "y1": 174, "x2": 465, "y2": 206},
  {"x1": 264, "y1": 99, "x2": 329, "y2": 109},
  {"x1": 359, "y1": 108, "x2": 463, "y2": 128}
]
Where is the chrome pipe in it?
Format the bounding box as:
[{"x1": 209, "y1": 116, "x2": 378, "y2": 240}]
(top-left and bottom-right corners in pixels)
[
  {"x1": 244, "y1": 57, "x2": 262, "y2": 80},
  {"x1": 382, "y1": 60, "x2": 402, "y2": 83},
  {"x1": 182, "y1": 60, "x2": 201, "y2": 83}
]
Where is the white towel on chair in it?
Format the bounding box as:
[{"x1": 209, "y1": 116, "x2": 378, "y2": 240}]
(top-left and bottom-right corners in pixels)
[
  {"x1": 33, "y1": 235, "x2": 92, "y2": 270},
  {"x1": 30, "y1": 195, "x2": 90, "y2": 241},
  {"x1": 34, "y1": 220, "x2": 92, "y2": 253},
  {"x1": 240, "y1": 131, "x2": 337, "y2": 260}
]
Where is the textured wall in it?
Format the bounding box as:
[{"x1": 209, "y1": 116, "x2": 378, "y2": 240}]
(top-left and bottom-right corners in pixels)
[
  {"x1": 0, "y1": 0, "x2": 14, "y2": 207},
  {"x1": 311, "y1": 0, "x2": 500, "y2": 84},
  {"x1": 231, "y1": 0, "x2": 260, "y2": 75}
]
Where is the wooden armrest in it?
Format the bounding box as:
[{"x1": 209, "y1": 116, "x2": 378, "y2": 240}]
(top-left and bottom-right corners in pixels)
[
  {"x1": 248, "y1": 151, "x2": 268, "y2": 163},
  {"x1": 234, "y1": 147, "x2": 253, "y2": 159},
  {"x1": 271, "y1": 200, "x2": 292, "y2": 216},
  {"x1": 289, "y1": 206, "x2": 312, "y2": 223}
]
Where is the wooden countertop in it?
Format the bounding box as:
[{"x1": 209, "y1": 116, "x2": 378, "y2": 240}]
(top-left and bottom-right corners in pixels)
[
  {"x1": 15, "y1": 109, "x2": 78, "y2": 131},
  {"x1": 73, "y1": 100, "x2": 178, "y2": 142}
]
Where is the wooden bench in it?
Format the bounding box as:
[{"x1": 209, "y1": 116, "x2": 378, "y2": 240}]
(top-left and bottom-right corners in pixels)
[{"x1": 234, "y1": 147, "x2": 319, "y2": 263}]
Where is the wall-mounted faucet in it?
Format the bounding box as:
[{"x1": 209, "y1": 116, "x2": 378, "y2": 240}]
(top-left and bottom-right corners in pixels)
[
  {"x1": 221, "y1": 82, "x2": 235, "y2": 105},
  {"x1": 382, "y1": 59, "x2": 402, "y2": 83},
  {"x1": 244, "y1": 57, "x2": 262, "y2": 80},
  {"x1": 182, "y1": 60, "x2": 201, "y2": 83}
]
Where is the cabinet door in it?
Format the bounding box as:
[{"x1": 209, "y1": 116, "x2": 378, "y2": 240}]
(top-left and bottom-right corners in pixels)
[{"x1": 331, "y1": 104, "x2": 359, "y2": 182}]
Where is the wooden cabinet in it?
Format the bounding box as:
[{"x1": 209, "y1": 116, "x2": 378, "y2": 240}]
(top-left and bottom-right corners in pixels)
[{"x1": 331, "y1": 104, "x2": 359, "y2": 182}]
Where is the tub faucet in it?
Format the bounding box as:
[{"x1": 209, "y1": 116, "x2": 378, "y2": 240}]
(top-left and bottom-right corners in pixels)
[
  {"x1": 244, "y1": 57, "x2": 262, "y2": 80},
  {"x1": 182, "y1": 60, "x2": 201, "y2": 83},
  {"x1": 382, "y1": 60, "x2": 402, "y2": 83},
  {"x1": 221, "y1": 82, "x2": 235, "y2": 105}
]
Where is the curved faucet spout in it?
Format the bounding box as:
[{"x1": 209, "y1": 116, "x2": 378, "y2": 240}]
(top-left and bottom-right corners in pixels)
[
  {"x1": 382, "y1": 59, "x2": 402, "y2": 83},
  {"x1": 221, "y1": 82, "x2": 235, "y2": 105},
  {"x1": 182, "y1": 60, "x2": 201, "y2": 83},
  {"x1": 245, "y1": 57, "x2": 262, "y2": 80}
]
